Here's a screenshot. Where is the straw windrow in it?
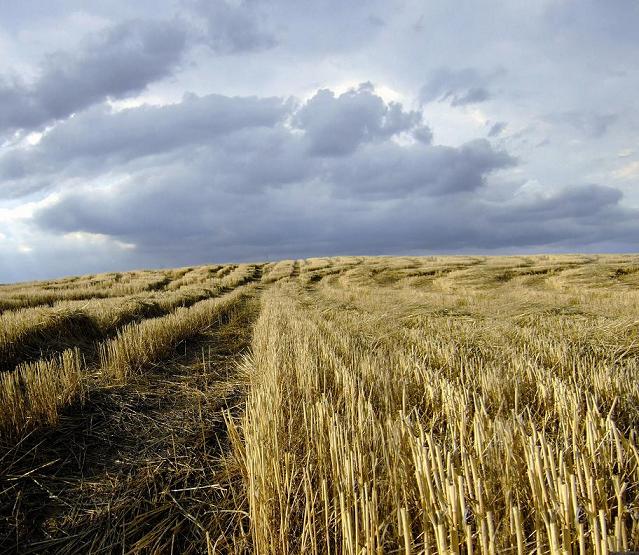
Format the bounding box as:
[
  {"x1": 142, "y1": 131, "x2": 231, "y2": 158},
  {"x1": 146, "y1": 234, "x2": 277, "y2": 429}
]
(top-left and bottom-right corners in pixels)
[{"x1": 1, "y1": 255, "x2": 638, "y2": 553}]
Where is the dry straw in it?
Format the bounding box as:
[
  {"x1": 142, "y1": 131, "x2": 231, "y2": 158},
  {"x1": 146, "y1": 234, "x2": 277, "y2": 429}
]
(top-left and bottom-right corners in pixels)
[{"x1": 2, "y1": 255, "x2": 639, "y2": 553}]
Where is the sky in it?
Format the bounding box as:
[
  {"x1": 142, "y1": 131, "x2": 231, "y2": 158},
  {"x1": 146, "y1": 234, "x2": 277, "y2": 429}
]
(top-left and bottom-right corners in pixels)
[{"x1": 0, "y1": 0, "x2": 638, "y2": 282}]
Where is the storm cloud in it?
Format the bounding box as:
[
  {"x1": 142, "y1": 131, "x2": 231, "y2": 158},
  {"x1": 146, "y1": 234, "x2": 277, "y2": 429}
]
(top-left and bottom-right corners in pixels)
[
  {"x1": 420, "y1": 68, "x2": 496, "y2": 107},
  {"x1": 1, "y1": 0, "x2": 638, "y2": 282},
  {"x1": 29, "y1": 85, "x2": 634, "y2": 265},
  {"x1": 294, "y1": 83, "x2": 423, "y2": 156},
  {"x1": 0, "y1": 93, "x2": 293, "y2": 195},
  {"x1": 190, "y1": 0, "x2": 278, "y2": 54},
  {"x1": 0, "y1": 18, "x2": 188, "y2": 134}
]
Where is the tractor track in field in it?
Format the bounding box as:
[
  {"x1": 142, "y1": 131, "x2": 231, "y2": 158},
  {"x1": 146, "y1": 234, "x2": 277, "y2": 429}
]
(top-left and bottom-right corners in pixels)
[
  {"x1": 1, "y1": 268, "x2": 265, "y2": 375},
  {"x1": 0, "y1": 288, "x2": 263, "y2": 554},
  {"x1": 291, "y1": 259, "x2": 301, "y2": 278}
]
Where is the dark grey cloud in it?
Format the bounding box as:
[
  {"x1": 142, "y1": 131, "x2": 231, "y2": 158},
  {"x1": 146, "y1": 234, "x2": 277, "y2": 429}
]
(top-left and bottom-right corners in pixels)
[
  {"x1": 27, "y1": 84, "x2": 637, "y2": 265},
  {"x1": 412, "y1": 126, "x2": 433, "y2": 144},
  {"x1": 451, "y1": 88, "x2": 490, "y2": 107},
  {"x1": 294, "y1": 83, "x2": 423, "y2": 156},
  {"x1": 496, "y1": 185, "x2": 624, "y2": 222},
  {"x1": 327, "y1": 139, "x2": 515, "y2": 198},
  {"x1": 189, "y1": 0, "x2": 277, "y2": 54},
  {"x1": 3, "y1": 86, "x2": 508, "y2": 203},
  {"x1": 420, "y1": 68, "x2": 497, "y2": 106},
  {"x1": 0, "y1": 18, "x2": 188, "y2": 134},
  {"x1": 9, "y1": 181, "x2": 637, "y2": 284},
  {"x1": 27, "y1": 86, "x2": 515, "y2": 235},
  {"x1": 487, "y1": 121, "x2": 507, "y2": 137},
  {"x1": 33, "y1": 172, "x2": 638, "y2": 269},
  {"x1": 367, "y1": 15, "x2": 385, "y2": 28},
  {"x1": 259, "y1": 1, "x2": 389, "y2": 55},
  {"x1": 546, "y1": 111, "x2": 618, "y2": 138},
  {"x1": 544, "y1": 0, "x2": 639, "y2": 49},
  {"x1": 0, "y1": 93, "x2": 292, "y2": 196}
]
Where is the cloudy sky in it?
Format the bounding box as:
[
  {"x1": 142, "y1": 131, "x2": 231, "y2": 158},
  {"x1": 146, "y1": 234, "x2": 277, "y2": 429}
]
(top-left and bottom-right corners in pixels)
[{"x1": 0, "y1": 0, "x2": 638, "y2": 282}]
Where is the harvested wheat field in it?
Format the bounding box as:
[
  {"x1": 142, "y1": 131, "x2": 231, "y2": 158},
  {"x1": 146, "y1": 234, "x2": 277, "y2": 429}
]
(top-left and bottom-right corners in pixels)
[{"x1": 1, "y1": 254, "x2": 639, "y2": 554}]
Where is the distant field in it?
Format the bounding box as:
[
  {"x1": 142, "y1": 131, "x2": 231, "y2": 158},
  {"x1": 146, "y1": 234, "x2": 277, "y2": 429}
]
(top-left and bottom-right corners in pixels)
[{"x1": 1, "y1": 255, "x2": 638, "y2": 553}]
